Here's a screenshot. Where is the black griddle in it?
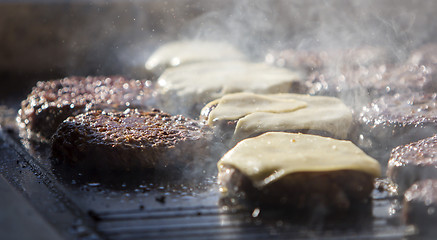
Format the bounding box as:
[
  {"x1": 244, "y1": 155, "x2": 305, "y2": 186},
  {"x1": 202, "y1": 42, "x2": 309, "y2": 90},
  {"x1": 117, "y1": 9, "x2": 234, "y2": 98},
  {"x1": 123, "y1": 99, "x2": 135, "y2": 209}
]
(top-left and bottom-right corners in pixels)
[{"x1": 0, "y1": 105, "x2": 412, "y2": 239}]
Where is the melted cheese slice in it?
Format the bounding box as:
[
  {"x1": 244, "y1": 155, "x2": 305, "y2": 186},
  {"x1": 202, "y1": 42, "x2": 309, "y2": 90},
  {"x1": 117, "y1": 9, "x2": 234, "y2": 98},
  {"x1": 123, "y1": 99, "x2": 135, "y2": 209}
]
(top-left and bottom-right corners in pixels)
[
  {"x1": 205, "y1": 93, "x2": 352, "y2": 142},
  {"x1": 145, "y1": 41, "x2": 246, "y2": 73},
  {"x1": 218, "y1": 132, "x2": 381, "y2": 188},
  {"x1": 157, "y1": 61, "x2": 302, "y2": 116},
  {"x1": 207, "y1": 92, "x2": 307, "y2": 124}
]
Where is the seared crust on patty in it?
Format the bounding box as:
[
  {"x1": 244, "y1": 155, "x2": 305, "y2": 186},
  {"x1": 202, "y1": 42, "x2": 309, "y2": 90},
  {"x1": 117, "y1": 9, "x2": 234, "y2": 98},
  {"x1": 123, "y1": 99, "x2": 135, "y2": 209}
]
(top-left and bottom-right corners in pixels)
[
  {"x1": 51, "y1": 109, "x2": 213, "y2": 172},
  {"x1": 357, "y1": 93, "x2": 437, "y2": 158},
  {"x1": 17, "y1": 76, "x2": 155, "y2": 140},
  {"x1": 387, "y1": 135, "x2": 437, "y2": 194}
]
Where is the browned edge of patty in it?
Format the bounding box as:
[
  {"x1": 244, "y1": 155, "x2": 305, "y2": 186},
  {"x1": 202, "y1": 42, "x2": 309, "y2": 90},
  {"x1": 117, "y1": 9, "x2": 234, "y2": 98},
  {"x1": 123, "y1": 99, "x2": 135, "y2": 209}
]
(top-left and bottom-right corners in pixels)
[
  {"x1": 386, "y1": 135, "x2": 437, "y2": 194},
  {"x1": 356, "y1": 93, "x2": 437, "y2": 161},
  {"x1": 218, "y1": 164, "x2": 374, "y2": 211}
]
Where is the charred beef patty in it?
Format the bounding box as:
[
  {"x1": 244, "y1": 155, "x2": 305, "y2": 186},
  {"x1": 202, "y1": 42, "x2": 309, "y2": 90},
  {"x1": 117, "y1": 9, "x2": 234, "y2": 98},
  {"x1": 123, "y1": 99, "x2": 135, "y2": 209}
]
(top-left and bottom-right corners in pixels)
[
  {"x1": 357, "y1": 92, "x2": 437, "y2": 156},
  {"x1": 217, "y1": 132, "x2": 381, "y2": 211},
  {"x1": 201, "y1": 92, "x2": 353, "y2": 146},
  {"x1": 403, "y1": 179, "x2": 437, "y2": 231},
  {"x1": 265, "y1": 46, "x2": 391, "y2": 75},
  {"x1": 265, "y1": 46, "x2": 393, "y2": 106},
  {"x1": 305, "y1": 65, "x2": 389, "y2": 99},
  {"x1": 381, "y1": 63, "x2": 437, "y2": 96},
  {"x1": 17, "y1": 76, "x2": 154, "y2": 140},
  {"x1": 359, "y1": 43, "x2": 437, "y2": 98},
  {"x1": 387, "y1": 135, "x2": 437, "y2": 194},
  {"x1": 51, "y1": 109, "x2": 213, "y2": 172},
  {"x1": 265, "y1": 48, "x2": 329, "y2": 74}
]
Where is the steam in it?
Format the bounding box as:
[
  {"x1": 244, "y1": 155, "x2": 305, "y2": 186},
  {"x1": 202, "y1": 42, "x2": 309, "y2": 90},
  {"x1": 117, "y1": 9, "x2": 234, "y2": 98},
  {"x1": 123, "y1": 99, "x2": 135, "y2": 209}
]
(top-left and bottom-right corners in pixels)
[
  {"x1": 149, "y1": 0, "x2": 437, "y2": 166},
  {"x1": 146, "y1": 1, "x2": 437, "y2": 112},
  {"x1": 176, "y1": 0, "x2": 437, "y2": 58},
  {"x1": 49, "y1": 0, "x2": 437, "y2": 78},
  {"x1": 117, "y1": 0, "x2": 437, "y2": 176},
  {"x1": 179, "y1": 0, "x2": 279, "y2": 59}
]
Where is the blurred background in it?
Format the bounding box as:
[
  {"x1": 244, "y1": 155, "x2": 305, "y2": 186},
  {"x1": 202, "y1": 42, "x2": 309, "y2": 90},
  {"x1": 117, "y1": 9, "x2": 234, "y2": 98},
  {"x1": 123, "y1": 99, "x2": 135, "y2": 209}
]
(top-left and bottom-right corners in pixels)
[{"x1": 1, "y1": 0, "x2": 437, "y2": 102}]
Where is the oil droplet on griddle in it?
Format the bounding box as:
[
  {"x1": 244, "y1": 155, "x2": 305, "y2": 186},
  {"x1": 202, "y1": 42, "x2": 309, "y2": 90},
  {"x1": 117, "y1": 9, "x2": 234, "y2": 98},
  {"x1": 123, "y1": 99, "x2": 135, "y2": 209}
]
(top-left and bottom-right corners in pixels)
[{"x1": 252, "y1": 208, "x2": 260, "y2": 218}]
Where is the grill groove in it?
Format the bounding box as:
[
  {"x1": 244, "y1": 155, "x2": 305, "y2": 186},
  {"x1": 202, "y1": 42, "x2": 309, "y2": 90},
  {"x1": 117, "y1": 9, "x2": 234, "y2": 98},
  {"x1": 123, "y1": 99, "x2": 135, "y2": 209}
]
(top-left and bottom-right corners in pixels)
[{"x1": 93, "y1": 198, "x2": 407, "y2": 240}]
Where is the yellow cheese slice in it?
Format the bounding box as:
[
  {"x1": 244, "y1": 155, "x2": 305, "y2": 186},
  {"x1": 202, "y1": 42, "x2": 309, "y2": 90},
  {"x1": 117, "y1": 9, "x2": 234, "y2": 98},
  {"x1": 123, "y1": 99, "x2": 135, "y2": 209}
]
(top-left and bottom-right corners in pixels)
[
  {"x1": 157, "y1": 61, "x2": 302, "y2": 116},
  {"x1": 207, "y1": 92, "x2": 307, "y2": 125},
  {"x1": 204, "y1": 93, "x2": 352, "y2": 142},
  {"x1": 145, "y1": 41, "x2": 246, "y2": 74},
  {"x1": 218, "y1": 132, "x2": 381, "y2": 188}
]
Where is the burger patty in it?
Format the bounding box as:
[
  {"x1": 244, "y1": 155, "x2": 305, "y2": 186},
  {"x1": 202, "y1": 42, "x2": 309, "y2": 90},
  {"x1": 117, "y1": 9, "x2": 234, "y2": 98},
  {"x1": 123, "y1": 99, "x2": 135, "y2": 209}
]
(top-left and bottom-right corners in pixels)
[
  {"x1": 217, "y1": 132, "x2": 380, "y2": 212},
  {"x1": 361, "y1": 43, "x2": 437, "y2": 98},
  {"x1": 381, "y1": 63, "x2": 437, "y2": 96},
  {"x1": 266, "y1": 46, "x2": 393, "y2": 108},
  {"x1": 17, "y1": 76, "x2": 155, "y2": 140},
  {"x1": 145, "y1": 40, "x2": 247, "y2": 75},
  {"x1": 403, "y1": 179, "x2": 437, "y2": 233},
  {"x1": 200, "y1": 93, "x2": 353, "y2": 146},
  {"x1": 156, "y1": 60, "x2": 304, "y2": 118},
  {"x1": 357, "y1": 92, "x2": 437, "y2": 159},
  {"x1": 219, "y1": 165, "x2": 375, "y2": 211},
  {"x1": 51, "y1": 109, "x2": 213, "y2": 172},
  {"x1": 201, "y1": 102, "x2": 341, "y2": 144},
  {"x1": 264, "y1": 48, "x2": 328, "y2": 74},
  {"x1": 387, "y1": 135, "x2": 437, "y2": 194},
  {"x1": 305, "y1": 66, "x2": 388, "y2": 98},
  {"x1": 266, "y1": 46, "x2": 391, "y2": 75}
]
